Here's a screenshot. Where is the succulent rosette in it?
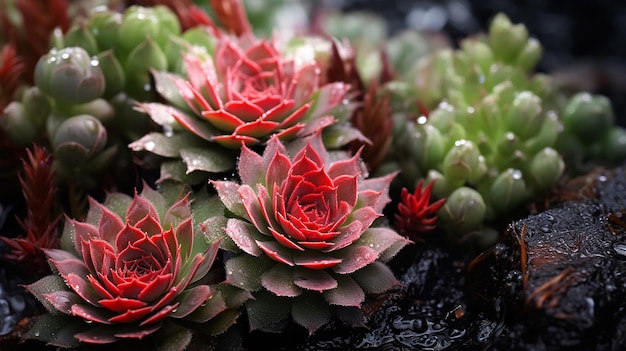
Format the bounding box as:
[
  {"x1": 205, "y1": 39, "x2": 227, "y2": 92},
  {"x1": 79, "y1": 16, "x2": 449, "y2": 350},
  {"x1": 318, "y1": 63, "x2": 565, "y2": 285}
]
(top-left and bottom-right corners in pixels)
[
  {"x1": 132, "y1": 33, "x2": 361, "y2": 184},
  {"x1": 211, "y1": 130, "x2": 410, "y2": 333},
  {"x1": 24, "y1": 184, "x2": 238, "y2": 349}
]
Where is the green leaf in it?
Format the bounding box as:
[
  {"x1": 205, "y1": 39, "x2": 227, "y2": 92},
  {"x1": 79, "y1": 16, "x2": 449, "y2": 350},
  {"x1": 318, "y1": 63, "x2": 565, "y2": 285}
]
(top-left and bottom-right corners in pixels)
[
  {"x1": 129, "y1": 132, "x2": 206, "y2": 158},
  {"x1": 25, "y1": 275, "x2": 71, "y2": 315},
  {"x1": 291, "y1": 292, "x2": 332, "y2": 335},
  {"x1": 151, "y1": 70, "x2": 188, "y2": 110},
  {"x1": 245, "y1": 290, "x2": 290, "y2": 332},
  {"x1": 350, "y1": 261, "x2": 399, "y2": 294},
  {"x1": 23, "y1": 314, "x2": 84, "y2": 348},
  {"x1": 180, "y1": 146, "x2": 236, "y2": 173},
  {"x1": 200, "y1": 215, "x2": 237, "y2": 251},
  {"x1": 185, "y1": 288, "x2": 228, "y2": 323},
  {"x1": 224, "y1": 254, "x2": 275, "y2": 291},
  {"x1": 159, "y1": 159, "x2": 210, "y2": 185},
  {"x1": 153, "y1": 321, "x2": 193, "y2": 351},
  {"x1": 103, "y1": 191, "x2": 133, "y2": 220},
  {"x1": 322, "y1": 123, "x2": 369, "y2": 149}
]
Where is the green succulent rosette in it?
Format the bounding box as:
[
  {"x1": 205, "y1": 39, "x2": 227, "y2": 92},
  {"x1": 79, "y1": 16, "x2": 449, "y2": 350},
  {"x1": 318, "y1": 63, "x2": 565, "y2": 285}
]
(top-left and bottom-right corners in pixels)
[
  {"x1": 24, "y1": 183, "x2": 247, "y2": 350},
  {"x1": 210, "y1": 130, "x2": 410, "y2": 333}
]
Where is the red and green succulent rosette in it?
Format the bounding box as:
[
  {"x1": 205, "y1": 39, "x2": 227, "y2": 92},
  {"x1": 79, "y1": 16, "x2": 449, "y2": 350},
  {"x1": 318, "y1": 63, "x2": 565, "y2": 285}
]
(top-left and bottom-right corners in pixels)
[
  {"x1": 131, "y1": 33, "x2": 365, "y2": 184},
  {"x1": 211, "y1": 130, "x2": 411, "y2": 333},
  {"x1": 24, "y1": 184, "x2": 244, "y2": 350}
]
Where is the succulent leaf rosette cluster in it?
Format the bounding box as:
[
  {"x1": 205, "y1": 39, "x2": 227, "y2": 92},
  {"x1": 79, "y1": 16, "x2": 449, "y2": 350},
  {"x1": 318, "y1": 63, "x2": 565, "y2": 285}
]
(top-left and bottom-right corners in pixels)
[
  {"x1": 131, "y1": 31, "x2": 359, "y2": 184},
  {"x1": 24, "y1": 184, "x2": 238, "y2": 349},
  {"x1": 211, "y1": 130, "x2": 410, "y2": 333}
]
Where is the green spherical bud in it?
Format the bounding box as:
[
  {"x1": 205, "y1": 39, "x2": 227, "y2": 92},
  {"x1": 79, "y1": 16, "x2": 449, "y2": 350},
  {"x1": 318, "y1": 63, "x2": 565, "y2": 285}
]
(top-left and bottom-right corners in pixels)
[
  {"x1": 497, "y1": 132, "x2": 520, "y2": 157},
  {"x1": 34, "y1": 47, "x2": 105, "y2": 104},
  {"x1": 489, "y1": 13, "x2": 529, "y2": 64},
  {"x1": 461, "y1": 39, "x2": 494, "y2": 73},
  {"x1": 515, "y1": 37, "x2": 542, "y2": 72},
  {"x1": 64, "y1": 21, "x2": 99, "y2": 56},
  {"x1": 598, "y1": 126, "x2": 626, "y2": 163},
  {"x1": 409, "y1": 121, "x2": 446, "y2": 170},
  {"x1": 439, "y1": 186, "x2": 486, "y2": 233},
  {"x1": 488, "y1": 168, "x2": 528, "y2": 212},
  {"x1": 442, "y1": 139, "x2": 482, "y2": 183},
  {"x1": 87, "y1": 9, "x2": 122, "y2": 51},
  {"x1": 21, "y1": 86, "x2": 52, "y2": 129},
  {"x1": 506, "y1": 91, "x2": 544, "y2": 140},
  {"x1": 70, "y1": 99, "x2": 115, "y2": 124},
  {"x1": 124, "y1": 38, "x2": 168, "y2": 100},
  {"x1": 52, "y1": 114, "x2": 108, "y2": 167},
  {"x1": 527, "y1": 147, "x2": 564, "y2": 191},
  {"x1": 1, "y1": 102, "x2": 41, "y2": 145},
  {"x1": 118, "y1": 6, "x2": 181, "y2": 54},
  {"x1": 182, "y1": 27, "x2": 217, "y2": 55},
  {"x1": 563, "y1": 92, "x2": 614, "y2": 142},
  {"x1": 96, "y1": 50, "x2": 125, "y2": 99},
  {"x1": 428, "y1": 102, "x2": 456, "y2": 132},
  {"x1": 523, "y1": 110, "x2": 562, "y2": 154}
]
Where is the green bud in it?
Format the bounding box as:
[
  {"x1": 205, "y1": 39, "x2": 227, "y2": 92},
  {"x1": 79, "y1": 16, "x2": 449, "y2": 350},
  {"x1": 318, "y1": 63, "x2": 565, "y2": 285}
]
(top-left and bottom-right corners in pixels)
[
  {"x1": 442, "y1": 139, "x2": 482, "y2": 183},
  {"x1": 598, "y1": 127, "x2": 626, "y2": 163},
  {"x1": 488, "y1": 168, "x2": 528, "y2": 212},
  {"x1": 34, "y1": 47, "x2": 105, "y2": 104},
  {"x1": 182, "y1": 27, "x2": 217, "y2": 55},
  {"x1": 515, "y1": 37, "x2": 542, "y2": 73},
  {"x1": 460, "y1": 39, "x2": 494, "y2": 73},
  {"x1": 409, "y1": 122, "x2": 445, "y2": 170},
  {"x1": 70, "y1": 99, "x2": 115, "y2": 124},
  {"x1": 527, "y1": 147, "x2": 564, "y2": 191},
  {"x1": 428, "y1": 102, "x2": 456, "y2": 132},
  {"x1": 1, "y1": 102, "x2": 41, "y2": 145},
  {"x1": 489, "y1": 13, "x2": 529, "y2": 64},
  {"x1": 117, "y1": 6, "x2": 181, "y2": 54},
  {"x1": 563, "y1": 92, "x2": 614, "y2": 142},
  {"x1": 87, "y1": 9, "x2": 122, "y2": 51},
  {"x1": 52, "y1": 114, "x2": 108, "y2": 167},
  {"x1": 21, "y1": 86, "x2": 52, "y2": 129},
  {"x1": 163, "y1": 35, "x2": 189, "y2": 74},
  {"x1": 506, "y1": 91, "x2": 544, "y2": 140},
  {"x1": 96, "y1": 50, "x2": 125, "y2": 99},
  {"x1": 64, "y1": 21, "x2": 99, "y2": 56},
  {"x1": 497, "y1": 132, "x2": 520, "y2": 157},
  {"x1": 523, "y1": 110, "x2": 562, "y2": 154},
  {"x1": 425, "y1": 169, "x2": 458, "y2": 198},
  {"x1": 475, "y1": 93, "x2": 502, "y2": 139},
  {"x1": 124, "y1": 38, "x2": 168, "y2": 100},
  {"x1": 438, "y1": 186, "x2": 486, "y2": 233},
  {"x1": 50, "y1": 27, "x2": 65, "y2": 50}
]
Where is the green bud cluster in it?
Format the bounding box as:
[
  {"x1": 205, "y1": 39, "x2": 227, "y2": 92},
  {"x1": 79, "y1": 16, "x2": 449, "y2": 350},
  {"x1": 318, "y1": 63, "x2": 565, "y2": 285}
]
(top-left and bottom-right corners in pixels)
[
  {"x1": 380, "y1": 13, "x2": 571, "y2": 244},
  {"x1": 557, "y1": 92, "x2": 626, "y2": 169},
  {"x1": 1, "y1": 5, "x2": 219, "y2": 189},
  {"x1": 49, "y1": 5, "x2": 216, "y2": 101}
]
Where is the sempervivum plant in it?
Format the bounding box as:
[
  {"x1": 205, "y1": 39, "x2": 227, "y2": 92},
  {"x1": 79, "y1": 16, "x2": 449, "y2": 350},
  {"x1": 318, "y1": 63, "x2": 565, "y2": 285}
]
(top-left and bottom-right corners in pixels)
[
  {"x1": 210, "y1": 130, "x2": 410, "y2": 334},
  {"x1": 131, "y1": 29, "x2": 359, "y2": 184},
  {"x1": 23, "y1": 184, "x2": 241, "y2": 349}
]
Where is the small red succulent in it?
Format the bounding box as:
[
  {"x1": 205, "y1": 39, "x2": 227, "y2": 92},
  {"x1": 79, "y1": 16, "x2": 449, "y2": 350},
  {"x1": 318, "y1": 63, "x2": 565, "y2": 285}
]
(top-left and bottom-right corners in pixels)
[{"x1": 394, "y1": 179, "x2": 446, "y2": 241}]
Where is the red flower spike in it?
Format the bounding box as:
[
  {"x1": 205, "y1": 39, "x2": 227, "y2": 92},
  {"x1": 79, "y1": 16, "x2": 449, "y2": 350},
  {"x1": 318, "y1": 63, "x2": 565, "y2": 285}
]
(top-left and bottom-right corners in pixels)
[
  {"x1": 394, "y1": 179, "x2": 447, "y2": 242},
  {"x1": 0, "y1": 145, "x2": 60, "y2": 277}
]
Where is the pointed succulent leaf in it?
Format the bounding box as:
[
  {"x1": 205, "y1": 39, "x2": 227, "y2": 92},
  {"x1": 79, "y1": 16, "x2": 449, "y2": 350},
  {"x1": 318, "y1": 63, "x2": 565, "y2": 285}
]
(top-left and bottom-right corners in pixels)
[
  {"x1": 323, "y1": 275, "x2": 365, "y2": 306},
  {"x1": 180, "y1": 146, "x2": 236, "y2": 173},
  {"x1": 261, "y1": 264, "x2": 302, "y2": 297},
  {"x1": 291, "y1": 293, "x2": 332, "y2": 335},
  {"x1": 350, "y1": 261, "x2": 399, "y2": 294},
  {"x1": 245, "y1": 291, "x2": 291, "y2": 332},
  {"x1": 225, "y1": 254, "x2": 275, "y2": 291}
]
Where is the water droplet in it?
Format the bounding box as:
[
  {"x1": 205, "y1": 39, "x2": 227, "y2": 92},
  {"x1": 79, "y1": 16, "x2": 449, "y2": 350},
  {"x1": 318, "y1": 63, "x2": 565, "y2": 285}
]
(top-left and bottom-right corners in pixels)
[
  {"x1": 34, "y1": 330, "x2": 40, "y2": 337},
  {"x1": 466, "y1": 106, "x2": 475, "y2": 114},
  {"x1": 172, "y1": 308, "x2": 178, "y2": 313},
  {"x1": 85, "y1": 320, "x2": 93, "y2": 324},
  {"x1": 511, "y1": 169, "x2": 523, "y2": 180},
  {"x1": 144, "y1": 141, "x2": 156, "y2": 151},
  {"x1": 163, "y1": 125, "x2": 174, "y2": 137},
  {"x1": 61, "y1": 52, "x2": 70, "y2": 60},
  {"x1": 454, "y1": 139, "x2": 466, "y2": 147},
  {"x1": 417, "y1": 116, "x2": 428, "y2": 125},
  {"x1": 191, "y1": 159, "x2": 202, "y2": 166},
  {"x1": 90, "y1": 59, "x2": 99, "y2": 67}
]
